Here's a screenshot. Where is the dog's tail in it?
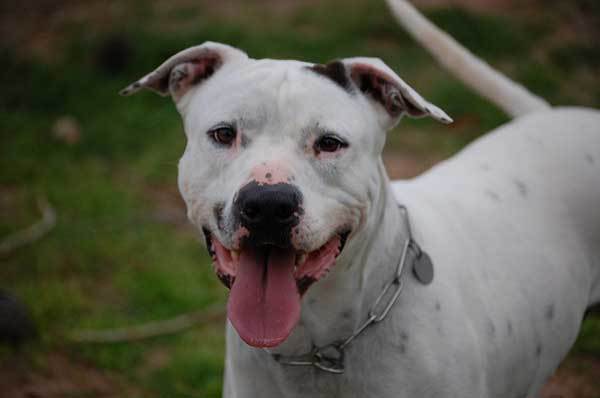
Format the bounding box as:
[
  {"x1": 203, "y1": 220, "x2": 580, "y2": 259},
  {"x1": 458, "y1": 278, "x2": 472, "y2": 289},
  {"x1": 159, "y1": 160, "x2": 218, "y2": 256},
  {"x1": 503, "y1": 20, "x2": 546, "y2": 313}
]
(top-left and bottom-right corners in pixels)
[{"x1": 385, "y1": 0, "x2": 551, "y2": 118}]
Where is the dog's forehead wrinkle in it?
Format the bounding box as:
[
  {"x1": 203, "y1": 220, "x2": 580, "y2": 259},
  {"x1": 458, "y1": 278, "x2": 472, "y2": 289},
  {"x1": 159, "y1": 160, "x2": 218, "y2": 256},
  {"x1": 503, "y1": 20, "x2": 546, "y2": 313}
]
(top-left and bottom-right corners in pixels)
[{"x1": 183, "y1": 59, "x2": 385, "y2": 149}]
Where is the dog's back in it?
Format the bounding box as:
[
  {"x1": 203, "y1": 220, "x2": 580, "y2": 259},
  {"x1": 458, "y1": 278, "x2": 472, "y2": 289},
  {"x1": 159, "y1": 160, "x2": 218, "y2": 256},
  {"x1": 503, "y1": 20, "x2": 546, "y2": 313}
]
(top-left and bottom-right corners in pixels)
[
  {"x1": 396, "y1": 106, "x2": 600, "y2": 301},
  {"x1": 391, "y1": 106, "x2": 600, "y2": 396}
]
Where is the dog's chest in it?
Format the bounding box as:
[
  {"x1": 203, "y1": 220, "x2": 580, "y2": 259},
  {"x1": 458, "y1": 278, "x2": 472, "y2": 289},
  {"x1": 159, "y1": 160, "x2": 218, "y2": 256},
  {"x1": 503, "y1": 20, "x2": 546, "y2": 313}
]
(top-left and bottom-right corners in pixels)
[
  {"x1": 230, "y1": 303, "x2": 484, "y2": 398},
  {"x1": 264, "y1": 338, "x2": 432, "y2": 398}
]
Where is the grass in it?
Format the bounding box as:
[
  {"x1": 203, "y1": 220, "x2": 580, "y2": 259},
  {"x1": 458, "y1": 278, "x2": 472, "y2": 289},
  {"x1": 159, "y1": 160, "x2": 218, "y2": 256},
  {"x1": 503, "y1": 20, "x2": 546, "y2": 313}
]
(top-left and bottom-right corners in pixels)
[{"x1": 0, "y1": 0, "x2": 598, "y2": 396}]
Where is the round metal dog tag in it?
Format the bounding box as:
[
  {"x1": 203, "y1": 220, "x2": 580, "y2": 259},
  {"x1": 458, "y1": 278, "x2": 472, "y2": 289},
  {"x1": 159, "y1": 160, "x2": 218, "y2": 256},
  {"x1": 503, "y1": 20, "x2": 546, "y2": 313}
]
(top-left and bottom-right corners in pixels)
[{"x1": 413, "y1": 251, "x2": 434, "y2": 285}]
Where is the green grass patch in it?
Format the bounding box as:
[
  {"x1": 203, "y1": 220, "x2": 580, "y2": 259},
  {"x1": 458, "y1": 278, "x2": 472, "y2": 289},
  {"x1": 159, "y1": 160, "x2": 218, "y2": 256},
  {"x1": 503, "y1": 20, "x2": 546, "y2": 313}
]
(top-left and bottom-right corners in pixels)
[{"x1": 426, "y1": 8, "x2": 534, "y2": 59}]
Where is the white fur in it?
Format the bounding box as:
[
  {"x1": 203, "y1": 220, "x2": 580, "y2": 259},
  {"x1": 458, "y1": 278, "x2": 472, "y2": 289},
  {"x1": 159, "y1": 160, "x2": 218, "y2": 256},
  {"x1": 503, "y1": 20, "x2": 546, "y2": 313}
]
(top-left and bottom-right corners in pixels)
[{"x1": 222, "y1": 105, "x2": 600, "y2": 398}]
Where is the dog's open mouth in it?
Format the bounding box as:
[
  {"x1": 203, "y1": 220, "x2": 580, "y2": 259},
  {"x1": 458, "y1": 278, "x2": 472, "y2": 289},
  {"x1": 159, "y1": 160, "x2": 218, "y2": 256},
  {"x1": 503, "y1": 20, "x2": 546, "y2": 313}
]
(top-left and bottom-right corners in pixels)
[{"x1": 203, "y1": 228, "x2": 349, "y2": 348}]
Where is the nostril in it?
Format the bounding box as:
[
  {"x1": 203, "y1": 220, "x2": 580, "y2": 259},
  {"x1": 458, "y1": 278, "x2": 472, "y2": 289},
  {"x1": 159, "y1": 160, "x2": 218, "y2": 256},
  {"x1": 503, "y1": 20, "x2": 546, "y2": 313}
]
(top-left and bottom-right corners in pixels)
[
  {"x1": 275, "y1": 203, "x2": 295, "y2": 222},
  {"x1": 242, "y1": 202, "x2": 261, "y2": 222}
]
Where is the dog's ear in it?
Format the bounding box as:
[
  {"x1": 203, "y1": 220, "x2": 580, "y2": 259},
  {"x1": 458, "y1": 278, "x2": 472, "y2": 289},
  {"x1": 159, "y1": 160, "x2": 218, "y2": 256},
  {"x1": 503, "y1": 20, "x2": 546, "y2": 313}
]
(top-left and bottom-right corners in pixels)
[
  {"x1": 339, "y1": 57, "x2": 452, "y2": 128},
  {"x1": 120, "y1": 42, "x2": 248, "y2": 103}
]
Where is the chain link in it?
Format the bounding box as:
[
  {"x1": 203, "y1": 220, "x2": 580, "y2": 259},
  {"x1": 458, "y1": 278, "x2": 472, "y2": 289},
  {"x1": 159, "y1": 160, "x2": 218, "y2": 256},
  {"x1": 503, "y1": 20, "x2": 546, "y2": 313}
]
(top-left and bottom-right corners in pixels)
[{"x1": 269, "y1": 205, "x2": 419, "y2": 373}]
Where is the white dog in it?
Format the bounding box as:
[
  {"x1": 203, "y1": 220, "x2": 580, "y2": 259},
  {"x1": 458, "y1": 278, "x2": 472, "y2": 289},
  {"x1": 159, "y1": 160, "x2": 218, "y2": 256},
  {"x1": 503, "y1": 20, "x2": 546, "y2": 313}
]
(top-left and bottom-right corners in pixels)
[{"x1": 122, "y1": 1, "x2": 600, "y2": 396}]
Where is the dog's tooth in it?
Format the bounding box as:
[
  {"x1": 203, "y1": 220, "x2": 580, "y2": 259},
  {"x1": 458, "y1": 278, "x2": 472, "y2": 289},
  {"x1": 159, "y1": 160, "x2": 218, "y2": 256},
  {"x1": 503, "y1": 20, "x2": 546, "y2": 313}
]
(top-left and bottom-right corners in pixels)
[
  {"x1": 297, "y1": 253, "x2": 308, "y2": 266},
  {"x1": 231, "y1": 250, "x2": 240, "y2": 262}
]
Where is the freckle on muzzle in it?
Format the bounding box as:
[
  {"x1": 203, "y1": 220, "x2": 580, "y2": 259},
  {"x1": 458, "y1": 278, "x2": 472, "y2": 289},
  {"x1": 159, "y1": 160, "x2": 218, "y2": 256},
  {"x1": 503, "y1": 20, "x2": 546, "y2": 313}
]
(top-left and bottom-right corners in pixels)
[{"x1": 233, "y1": 181, "x2": 303, "y2": 248}]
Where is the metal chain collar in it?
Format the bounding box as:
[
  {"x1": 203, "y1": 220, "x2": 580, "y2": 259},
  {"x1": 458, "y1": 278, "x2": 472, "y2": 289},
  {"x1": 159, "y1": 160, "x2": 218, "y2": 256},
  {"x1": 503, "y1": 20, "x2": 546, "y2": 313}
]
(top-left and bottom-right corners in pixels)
[{"x1": 266, "y1": 205, "x2": 425, "y2": 374}]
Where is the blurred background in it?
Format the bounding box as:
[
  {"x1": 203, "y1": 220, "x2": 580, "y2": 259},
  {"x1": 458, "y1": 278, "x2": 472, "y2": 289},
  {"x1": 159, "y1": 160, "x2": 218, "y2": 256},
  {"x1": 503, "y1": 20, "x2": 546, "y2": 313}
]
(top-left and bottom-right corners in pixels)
[{"x1": 0, "y1": 0, "x2": 598, "y2": 397}]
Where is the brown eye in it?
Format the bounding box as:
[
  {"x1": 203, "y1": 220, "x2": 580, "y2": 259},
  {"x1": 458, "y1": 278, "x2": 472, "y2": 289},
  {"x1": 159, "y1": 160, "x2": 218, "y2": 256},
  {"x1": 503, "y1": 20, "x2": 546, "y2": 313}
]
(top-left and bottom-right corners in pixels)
[
  {"x1": 314, "y1": 134, "x2": 348, "y2": 153},
  {"x1": 208, "y1": 124, "x2": 237, "y2": 146}
]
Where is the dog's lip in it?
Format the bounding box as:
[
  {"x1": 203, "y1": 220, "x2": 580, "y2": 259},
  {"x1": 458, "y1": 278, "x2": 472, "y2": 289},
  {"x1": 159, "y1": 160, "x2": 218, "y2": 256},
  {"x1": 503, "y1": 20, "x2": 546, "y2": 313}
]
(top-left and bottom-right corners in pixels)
[{"x1": 203, "y1": 226, "x2": 351, "y2": 290}]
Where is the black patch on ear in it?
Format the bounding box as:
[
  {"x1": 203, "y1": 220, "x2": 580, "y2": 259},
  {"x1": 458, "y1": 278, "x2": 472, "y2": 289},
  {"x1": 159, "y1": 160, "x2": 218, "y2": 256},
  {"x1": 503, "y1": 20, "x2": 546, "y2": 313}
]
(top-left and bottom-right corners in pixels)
[
  {"x1": 307, "y1": 61, "x2": 351, "y2": 91},
  {"x1": 351, "y1": 65, "x2": 404, "y2": 117},
  {"x1": 349, "y1": 63, "x2": 427, "y2": 118},
  {"x1": 155, "y1": 51, "x2": 222, "y2": 98},
  {"x1": 191, "y1": 54, "x2": 221, "y2": 85}
]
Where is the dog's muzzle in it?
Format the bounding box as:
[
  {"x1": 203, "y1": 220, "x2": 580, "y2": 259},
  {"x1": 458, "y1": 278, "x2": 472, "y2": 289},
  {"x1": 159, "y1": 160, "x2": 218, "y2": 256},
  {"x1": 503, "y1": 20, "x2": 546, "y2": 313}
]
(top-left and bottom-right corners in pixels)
[{"x1": 205, "y1": 180, "x2": 349, "y2": 349}]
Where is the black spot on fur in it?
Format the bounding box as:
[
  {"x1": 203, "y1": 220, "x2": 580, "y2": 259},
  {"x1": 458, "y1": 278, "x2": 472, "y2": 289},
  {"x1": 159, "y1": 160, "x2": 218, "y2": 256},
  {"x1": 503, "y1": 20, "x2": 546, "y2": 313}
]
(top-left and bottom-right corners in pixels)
[
  {"x1": 585, "y1": 153, "x2": 595, "y2": 164},
  {"x1": 545, "y1": 304, "x2": 555, "y2": 321},
  {"x1": 435, "y1": 300, "x2": 441, "y2": 311},
  {"x1": 307, "y1": 61, "x2": 351, "y2": 91},
  {"x1": 399, "y1": 343, "x2": 406, "y2": 354},
  {"x1": 487, "y1": 320, "x2": 496, "y2": 338},
  {"x1": 485, "y1": 190, "x2": 501, "y2": 202},
  {"x1": 513, "y1": 179, "x2": 528, "y2": 197},
  {"x1": 400, "y1": 331, "x2": 409, "y2": 341}
]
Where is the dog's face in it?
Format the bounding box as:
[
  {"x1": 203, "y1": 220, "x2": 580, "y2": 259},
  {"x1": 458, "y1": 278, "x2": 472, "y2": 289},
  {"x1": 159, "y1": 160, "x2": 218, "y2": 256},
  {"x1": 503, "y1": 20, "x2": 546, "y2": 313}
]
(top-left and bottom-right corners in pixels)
[{"x1": 122, "y1": 42, "x2": 450, "y2": 348}]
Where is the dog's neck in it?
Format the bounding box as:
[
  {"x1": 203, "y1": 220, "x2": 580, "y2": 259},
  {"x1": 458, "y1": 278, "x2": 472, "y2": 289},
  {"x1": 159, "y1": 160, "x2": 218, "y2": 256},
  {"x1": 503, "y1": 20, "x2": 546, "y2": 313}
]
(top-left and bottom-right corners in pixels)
[{"x1": 274, "y1": 159, "x2": 409, "y2": 354}]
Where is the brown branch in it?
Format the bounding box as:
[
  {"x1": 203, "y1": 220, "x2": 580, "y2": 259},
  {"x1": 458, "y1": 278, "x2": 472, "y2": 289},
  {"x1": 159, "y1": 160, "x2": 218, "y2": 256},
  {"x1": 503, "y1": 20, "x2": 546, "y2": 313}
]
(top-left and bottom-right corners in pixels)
[
  {"x1": 0, "y1": 196, "x2": 57, "y2": 257},
  {"x1": 68, "y1": 303, "x2": 225, "y2": 344}
]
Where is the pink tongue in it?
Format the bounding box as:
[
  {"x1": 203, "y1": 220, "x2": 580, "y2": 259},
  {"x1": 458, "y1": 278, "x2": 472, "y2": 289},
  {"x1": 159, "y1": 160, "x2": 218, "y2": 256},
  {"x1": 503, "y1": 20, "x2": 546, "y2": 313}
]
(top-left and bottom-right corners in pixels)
[{"x1": 227, "y1": 246, "x2": 300, "y2": 348}]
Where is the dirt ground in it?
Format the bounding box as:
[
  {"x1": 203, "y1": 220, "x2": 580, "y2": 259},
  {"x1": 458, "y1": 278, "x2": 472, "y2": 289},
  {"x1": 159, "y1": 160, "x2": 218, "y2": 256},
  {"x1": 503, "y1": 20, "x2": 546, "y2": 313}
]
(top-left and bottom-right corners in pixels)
[
  {"x1": 1, "y1": 351, "x2": 598, "y2": 398},
  {"x1": 0, "y1": 351, "x2": 144, "y2": 398}
]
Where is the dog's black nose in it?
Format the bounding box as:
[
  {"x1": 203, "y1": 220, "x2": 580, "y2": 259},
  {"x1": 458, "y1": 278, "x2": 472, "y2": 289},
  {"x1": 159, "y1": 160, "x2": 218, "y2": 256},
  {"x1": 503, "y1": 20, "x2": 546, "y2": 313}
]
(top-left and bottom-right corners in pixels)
[{"x1": 234, "y1": 182, "x2": 302, "y2": 247}]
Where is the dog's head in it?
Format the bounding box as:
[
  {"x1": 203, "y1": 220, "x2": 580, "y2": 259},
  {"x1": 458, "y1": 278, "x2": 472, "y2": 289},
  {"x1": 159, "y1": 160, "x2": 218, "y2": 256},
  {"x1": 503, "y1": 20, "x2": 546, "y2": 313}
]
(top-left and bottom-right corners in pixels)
[{"x1": 123, "y1": 42, "x2": 450, "y2": 348}]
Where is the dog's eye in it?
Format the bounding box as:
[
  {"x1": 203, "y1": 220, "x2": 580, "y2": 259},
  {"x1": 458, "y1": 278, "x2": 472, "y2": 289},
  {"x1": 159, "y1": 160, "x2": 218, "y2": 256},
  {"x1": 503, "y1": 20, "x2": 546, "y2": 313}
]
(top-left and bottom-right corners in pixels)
[
  {"x1": 314, "y1": 134, "x2": 348, "y2": 153},
  {"x1": 208, "y1": 124, "x2": 237, "y2": 146}
]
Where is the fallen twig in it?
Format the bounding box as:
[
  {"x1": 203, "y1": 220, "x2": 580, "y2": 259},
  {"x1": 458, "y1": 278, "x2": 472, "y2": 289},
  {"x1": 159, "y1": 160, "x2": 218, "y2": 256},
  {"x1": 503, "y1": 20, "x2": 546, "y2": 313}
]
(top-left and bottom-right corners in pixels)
[
  {"x1": 68, "y1": 303, "x2": 225, "y2": 343},
  {"x1": 0, "y1": 196, "x2": 57, "y2": 257}
]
